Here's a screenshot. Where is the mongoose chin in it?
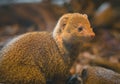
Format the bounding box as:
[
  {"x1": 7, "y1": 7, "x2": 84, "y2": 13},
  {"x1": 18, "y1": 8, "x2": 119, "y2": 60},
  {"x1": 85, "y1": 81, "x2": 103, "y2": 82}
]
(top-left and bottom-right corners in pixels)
[{"x1": 0, "y1": 13, "x2": 95, "y2": 84}]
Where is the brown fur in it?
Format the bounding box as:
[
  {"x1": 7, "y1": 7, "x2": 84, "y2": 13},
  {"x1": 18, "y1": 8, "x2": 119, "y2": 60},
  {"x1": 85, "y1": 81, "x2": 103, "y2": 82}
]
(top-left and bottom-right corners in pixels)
[
  {"x1": 0, "y1": 13, "x2": 95, "y2": 84},
  {"x1": 69, "y1": 63, "x2": 120, "y2": 84},
  {"x1": 81, "y1": 66, "x2": 120, "y2": 84}
]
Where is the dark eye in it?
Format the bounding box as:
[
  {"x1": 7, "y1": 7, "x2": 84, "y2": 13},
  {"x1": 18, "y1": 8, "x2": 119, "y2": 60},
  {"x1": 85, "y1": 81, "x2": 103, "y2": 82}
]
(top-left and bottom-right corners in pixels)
[{"x1": 78, "y1": 27, "x2": 83, "y2": 32}]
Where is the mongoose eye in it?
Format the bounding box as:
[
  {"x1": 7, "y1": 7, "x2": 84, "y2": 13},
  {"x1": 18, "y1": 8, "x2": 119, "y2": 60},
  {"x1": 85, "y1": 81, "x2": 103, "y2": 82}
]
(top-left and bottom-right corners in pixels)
[{"x1": 78, "y1": 27, "x2": 83, "y2": 32}]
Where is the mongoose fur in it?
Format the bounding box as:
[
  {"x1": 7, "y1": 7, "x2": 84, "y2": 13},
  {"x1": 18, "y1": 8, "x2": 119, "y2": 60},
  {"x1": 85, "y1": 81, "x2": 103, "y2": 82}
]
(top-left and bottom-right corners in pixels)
[
  {"x1": 68, "y1": 65, "x2": 120, "y2": 84},
  {"x1": 0, "y1": 13, "x2": 95, "y2": 84}
]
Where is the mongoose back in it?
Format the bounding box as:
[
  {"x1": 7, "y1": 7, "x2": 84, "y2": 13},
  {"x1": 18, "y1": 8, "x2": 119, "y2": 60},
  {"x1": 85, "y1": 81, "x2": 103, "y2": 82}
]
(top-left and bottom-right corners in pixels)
[{"x1": 0, "y1": 13, "x2": 95, "y2": 84}]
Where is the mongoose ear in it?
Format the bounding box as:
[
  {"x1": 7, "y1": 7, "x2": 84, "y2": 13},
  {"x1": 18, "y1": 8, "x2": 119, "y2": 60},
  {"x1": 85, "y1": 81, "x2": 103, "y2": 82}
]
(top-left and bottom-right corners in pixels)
[{"x1": 60, "y1": 17, "x2": 69, "y2": 31}]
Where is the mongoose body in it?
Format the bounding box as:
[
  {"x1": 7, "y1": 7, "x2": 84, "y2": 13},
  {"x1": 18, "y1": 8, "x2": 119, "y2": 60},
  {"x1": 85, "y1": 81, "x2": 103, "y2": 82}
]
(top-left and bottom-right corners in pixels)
[
  {"x1": 0, "y1": 32, "x2": 68, "y2": 84},
  {"x1": 0, "y1": 13, "x2": 95, "y2": 84}
]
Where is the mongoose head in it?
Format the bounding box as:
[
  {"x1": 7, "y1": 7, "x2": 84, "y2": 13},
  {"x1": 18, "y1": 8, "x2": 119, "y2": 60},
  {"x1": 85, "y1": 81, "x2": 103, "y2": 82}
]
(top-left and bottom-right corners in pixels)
[
  {"x1": 53, "y1": 13, "x2": 95, "y2": 44},
  {"x1": 68, "y1": 65, "x2": 120, "y2": 84}
]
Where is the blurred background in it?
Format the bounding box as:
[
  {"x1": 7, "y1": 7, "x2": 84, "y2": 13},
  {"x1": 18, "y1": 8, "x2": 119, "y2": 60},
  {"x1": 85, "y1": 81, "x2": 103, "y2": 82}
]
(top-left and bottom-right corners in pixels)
[{"x1": 0, "y1": 0, "x2": 120, "y2": 63}]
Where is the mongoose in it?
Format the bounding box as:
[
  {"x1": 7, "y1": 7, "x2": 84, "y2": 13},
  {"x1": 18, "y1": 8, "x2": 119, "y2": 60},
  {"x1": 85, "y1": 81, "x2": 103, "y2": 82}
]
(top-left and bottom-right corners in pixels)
[
  {"x1": 68, "y1": 65, "x2": 120, "y2": 84},
  {"x1": 0, "y1": 13, "x2": 95, "y2": 84}
]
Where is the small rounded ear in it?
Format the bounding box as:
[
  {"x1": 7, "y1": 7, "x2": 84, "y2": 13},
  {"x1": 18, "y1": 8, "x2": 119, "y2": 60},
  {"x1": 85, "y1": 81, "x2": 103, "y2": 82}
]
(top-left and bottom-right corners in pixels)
[
  {"x1": 81, "y1": 68, "x2": 88, "y2": 80},
  {"x1": 83, "y1": 14, "x2": 88, "y2": 18},
  {"x1": 60, "y1": 17, "x2": 69, "y2": 31}
]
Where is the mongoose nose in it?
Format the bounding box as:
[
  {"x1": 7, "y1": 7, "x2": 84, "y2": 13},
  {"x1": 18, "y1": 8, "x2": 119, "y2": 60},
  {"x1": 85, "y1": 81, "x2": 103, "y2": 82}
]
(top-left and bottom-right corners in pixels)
[{"x1": 90, "y1": 33, "x2": 95, "y2": 38}]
